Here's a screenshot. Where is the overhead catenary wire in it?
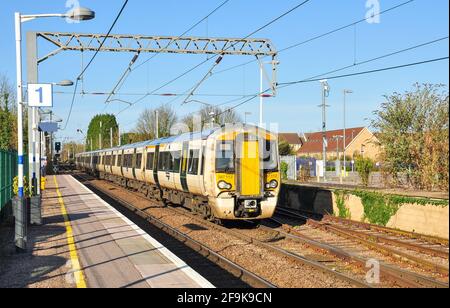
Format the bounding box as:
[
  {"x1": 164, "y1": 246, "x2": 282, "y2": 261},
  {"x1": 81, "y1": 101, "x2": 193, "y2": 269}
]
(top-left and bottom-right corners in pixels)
[
  {"x1": 63, "y1": 0, "x2": 130, "y2": 130},
  {"x1": 285, "y1": 36, "x2": 449, "y2": 85},
  {"x1": 208, "y1": 56, "x2": 449, "y2": 124},
  {"x1": 106, "y1": 0, "x2": 232, "y2": 102},
  {"x1": 214, "y1": 0, "x2": 416, "y2": 75},
  {"x1": 278, "y1": 56, "x2": 449, "y2": 87},
  {"x1": 114, "y1": 0, "x2": 313, "y2": 118}
]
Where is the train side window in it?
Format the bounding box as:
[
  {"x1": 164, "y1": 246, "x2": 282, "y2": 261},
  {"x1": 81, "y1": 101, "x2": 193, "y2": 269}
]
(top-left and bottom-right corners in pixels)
[
  {"x1": 188, "y1": 149, "x2": 200, "y2": 175},
  {"x1": 126, "y1": 154, "x2": 132, "y2": 168},
  {"x1": 172, "y1": 151, "x2": 181, "y2": 173},
  {"x1": 263, "y1": 140, "x2": 278, "y2": 171},
  {"x1": 158, "y1": 152, "x2": 171, "y2": 171},
  {"x1": 117, "y1": 155, "x2": 122, "y2": 166},
  {"x1": 146, "y1": 153, "x2": 154, "y2": 170},
  {"x1": 135, "y1": 154, "x2": 142, "y2": 169}
]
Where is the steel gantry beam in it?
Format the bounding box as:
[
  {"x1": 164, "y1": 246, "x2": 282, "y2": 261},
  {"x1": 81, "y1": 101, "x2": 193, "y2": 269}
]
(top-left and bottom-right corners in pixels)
[{"x1": 34, "y1": 31, "x2": 279, "y2": 95}]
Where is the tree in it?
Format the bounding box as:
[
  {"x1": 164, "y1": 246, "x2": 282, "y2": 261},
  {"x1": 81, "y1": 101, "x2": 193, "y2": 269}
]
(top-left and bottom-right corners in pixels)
[
  {"x1": 278, "y1": 140, "x2": 294, "y2": 156},
  {"x1": 181, "y1": 105, "x2": 242, "y2": 132},
  {"x1": 372, "y1": 83, "x2": 449, "y2": 190},
  {"x1": 135, "y1": 105, "x2": 177, "y2": 140},
  {"x1": 86, "y1": 114, "x2": 119, "y2": 150},
  {"x1": 0, "y1": 75, "x2": 16, "y2": 150}
]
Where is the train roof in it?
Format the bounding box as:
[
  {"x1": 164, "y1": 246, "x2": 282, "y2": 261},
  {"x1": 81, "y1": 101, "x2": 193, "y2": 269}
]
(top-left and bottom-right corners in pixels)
[{"x1": 77, "y1": 128, "x2": 218, "y2": 155}]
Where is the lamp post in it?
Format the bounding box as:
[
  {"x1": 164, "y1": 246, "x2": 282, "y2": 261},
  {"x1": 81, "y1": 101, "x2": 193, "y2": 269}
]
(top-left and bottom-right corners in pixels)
[
  {"x1": 343, "y1": 89, "x2": 353, "y2": 178},
  {"x1": 333, "y1": 135, "x2": 344, "y2": 183},
  {"x1": 14, "y1": 7, "x2": 94, "y2": 251}
]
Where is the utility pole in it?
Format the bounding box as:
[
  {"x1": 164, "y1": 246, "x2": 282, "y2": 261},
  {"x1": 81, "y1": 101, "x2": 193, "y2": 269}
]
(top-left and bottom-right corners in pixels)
[
  {"x1": 259, "y1": 64, "x2": 263, "y2": 127},
  {"x1": 343, "y1": 89, "x2": 353, "y2": 178},
  {"x1": 319, "y1": 80, "x2": 330, "y2": 182},
  {"x1": 99, "y1": 120, "x2": 102, "y2": 150},
  {"x1": 155, "y1": 110, "x2": 159, "y2": 139},
  {"x1": 110, "y1": 127, "x2": 113, "y2": 148},
  {"x1": 118, "y1": 125, "x2": 121, "y2": 146},
  {"x1": 50, "y1": 111, "x2": 53, "y2": 167}
]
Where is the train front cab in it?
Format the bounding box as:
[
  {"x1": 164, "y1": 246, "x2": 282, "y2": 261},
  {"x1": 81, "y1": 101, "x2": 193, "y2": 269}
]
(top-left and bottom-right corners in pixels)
[{"x1": 208, "y1": 126, "x2": 280, "y2": 220}]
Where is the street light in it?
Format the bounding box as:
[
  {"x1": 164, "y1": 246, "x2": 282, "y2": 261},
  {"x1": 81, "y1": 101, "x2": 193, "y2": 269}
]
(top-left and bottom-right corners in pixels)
[
  {"x1": 14, "y1": 8, "x2": 95, "y2": 251},
  {"x1": 343, "y1": 89, "x2": 353, "y2": 178}
]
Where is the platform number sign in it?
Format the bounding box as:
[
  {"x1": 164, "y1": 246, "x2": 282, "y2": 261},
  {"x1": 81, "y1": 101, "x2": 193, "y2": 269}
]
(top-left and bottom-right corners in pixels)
[{"x1": 28, "y1": 83, "x2": 53, "y2": 107}]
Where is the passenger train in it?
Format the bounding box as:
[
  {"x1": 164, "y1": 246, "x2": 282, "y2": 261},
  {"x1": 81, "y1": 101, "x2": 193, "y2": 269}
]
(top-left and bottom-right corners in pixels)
[{"x1": 75, "y1": 124, "x2": 281, "y2": 222}]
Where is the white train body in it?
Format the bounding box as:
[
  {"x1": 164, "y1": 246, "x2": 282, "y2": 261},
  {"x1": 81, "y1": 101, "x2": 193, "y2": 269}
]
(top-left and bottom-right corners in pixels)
[{"x1": 76, "y1": 124, "x2": 281, "y2": 221}]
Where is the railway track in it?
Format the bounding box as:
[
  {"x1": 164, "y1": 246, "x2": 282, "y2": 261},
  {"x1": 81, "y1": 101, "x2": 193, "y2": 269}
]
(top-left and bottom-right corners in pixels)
[
  {"x1": 274, "y1": 207, "x2": 449, "y2": 287},
  {"x1": 74, "y1": 173, "x2": 274, "y2": 289},
  {"x1": 73, "y1": 172, "x2": 448, "y2": 288},
  {"x1": 74, "y1": 173, "x2": 370, "y2": 288}
]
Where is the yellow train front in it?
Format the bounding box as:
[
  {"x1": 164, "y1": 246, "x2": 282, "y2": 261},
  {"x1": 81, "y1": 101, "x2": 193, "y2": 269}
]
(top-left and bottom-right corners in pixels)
[{"x1": 76, "y1": 124, "x2": 281, "y2": 222}]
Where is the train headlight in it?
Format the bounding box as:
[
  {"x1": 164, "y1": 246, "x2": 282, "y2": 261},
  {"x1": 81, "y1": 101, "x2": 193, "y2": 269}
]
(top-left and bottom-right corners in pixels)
[
  {"x1": 218, "y1": 181, "x2": 232, "y2": 190},
  {"x1": 268, "y1": 180, "x2": 278, "y2": 189}
]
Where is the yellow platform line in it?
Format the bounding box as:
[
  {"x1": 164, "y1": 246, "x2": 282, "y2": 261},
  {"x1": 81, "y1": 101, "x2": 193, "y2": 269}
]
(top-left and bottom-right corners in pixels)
[{"x1": 53, "y1": 175, "x2": 87, "y2": 288}]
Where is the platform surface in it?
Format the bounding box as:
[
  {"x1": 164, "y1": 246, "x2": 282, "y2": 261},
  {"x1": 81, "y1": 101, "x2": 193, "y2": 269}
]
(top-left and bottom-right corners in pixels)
[{"x1": 48, "y1": 175, "x2": 213, "y2": 288}]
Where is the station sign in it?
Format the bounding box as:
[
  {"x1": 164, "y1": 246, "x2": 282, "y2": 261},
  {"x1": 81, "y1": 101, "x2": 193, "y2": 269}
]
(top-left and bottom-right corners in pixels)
[
  {"x1": 28, "y1": 83, "x2": 53, "y2": 107},
  {"x1": 39, "y1": 122, "x2": 58, "y2": 133}
]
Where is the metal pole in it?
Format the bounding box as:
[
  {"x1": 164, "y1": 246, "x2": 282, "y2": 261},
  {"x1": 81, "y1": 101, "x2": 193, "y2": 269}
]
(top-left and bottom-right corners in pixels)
[
  {"x1": 155, "y1": 110, "x2": 159, "y2": 139},
  {"x1": 27, "y1": 31, "x2": 41, "y2": 224},
  {"x1": 50, "y1": 111, "x2": 53, "y2": 165},
  {"x1": 259, "y1": 64, "x2": 263, "y2": 127},
  {"x1": 14, "y1": 12, "x2": 27, "y2": 251},
  {"x1": 343, "y1": 91, "x2": 346, "y2": 178},
  {"x1": 99, "y1": 120, "x2": 102, "y2": 150},
  {"x1": 36, "y1": 109, "x2": 40, "y2": 195},
  {"x1": 110, "y1": 127, "x2": 113, "y2": 148},
  {"x1": 320, "y1": 81, "x2": 328, "y2": 182},
  {"x1": 118, "y1": 125, "x2": 121, "y2": 146}
]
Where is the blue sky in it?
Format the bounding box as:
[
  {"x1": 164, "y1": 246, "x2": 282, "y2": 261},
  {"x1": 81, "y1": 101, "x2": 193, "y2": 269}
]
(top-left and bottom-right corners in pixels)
[{"x1": 0, "y1": 0, "x2": 448, "y2": 143}]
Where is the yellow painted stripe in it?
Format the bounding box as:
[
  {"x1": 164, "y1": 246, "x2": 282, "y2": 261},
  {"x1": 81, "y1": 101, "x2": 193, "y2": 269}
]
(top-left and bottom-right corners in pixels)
[{"x1": 53, "y1": 176, "x2": 87, "y2": 289}]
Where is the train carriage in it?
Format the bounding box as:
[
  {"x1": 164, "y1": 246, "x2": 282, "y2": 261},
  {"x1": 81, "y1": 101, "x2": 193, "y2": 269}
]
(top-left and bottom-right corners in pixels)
[{"x1": 76, "y1": 124, "x2": 281, "y2": 222}]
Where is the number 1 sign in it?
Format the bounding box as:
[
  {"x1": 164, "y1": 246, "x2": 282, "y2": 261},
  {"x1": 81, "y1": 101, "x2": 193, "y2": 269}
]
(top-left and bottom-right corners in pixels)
[{"x1": 28, "y1": 83, "x2": 53, "y2": 107}]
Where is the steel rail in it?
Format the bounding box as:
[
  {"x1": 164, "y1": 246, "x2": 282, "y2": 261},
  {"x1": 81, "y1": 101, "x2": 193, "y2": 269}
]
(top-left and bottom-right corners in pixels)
[
  {"x1": 262, "y1": 218, "x2": 448, "y2": 289},
  {"x1": 167, "y1": 207, "x2": 371, "y2": 288},
  {"x1": 74, "y1": 174, "x2": 276, "y2": 289},
  {"x1": 322, "y1": 214, "x2": 450, "y2": 247},
  {"x1": 279, "y1": 207, "x2": 449, "y2": 257},
  {"x1": 275, "y1": 208, "x2": 449, "y2": 276}
]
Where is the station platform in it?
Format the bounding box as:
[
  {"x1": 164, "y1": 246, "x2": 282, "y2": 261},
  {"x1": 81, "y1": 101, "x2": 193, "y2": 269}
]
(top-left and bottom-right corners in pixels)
[{"x1": 39, "y1": 174, "x2": 213, "y2": 288}]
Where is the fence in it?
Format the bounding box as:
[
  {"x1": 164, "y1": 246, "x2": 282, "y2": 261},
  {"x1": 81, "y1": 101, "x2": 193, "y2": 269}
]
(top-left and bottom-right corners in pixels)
[
  {"x1": 0, "y1": 150, "x2": 17, "y2": 218},
  {"x1": 280, "y1": 155, "x2": 297, "y2": 181}
]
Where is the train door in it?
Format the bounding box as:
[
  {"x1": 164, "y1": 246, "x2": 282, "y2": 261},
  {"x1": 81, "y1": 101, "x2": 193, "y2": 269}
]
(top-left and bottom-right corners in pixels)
[
  {"x1": 235, "y1": 133, "x2": 263, "y2": 199},
  {"x1": 144, "y1": 146, "x2": 156, "y2": 185},
  {"x1": 179, "y1": 141, "x2": 189, "y2": 193},
  {"x1": 186, "y1": 140, "x2": 203, "y2": 195},
  {"x1": 157, "y1": 146, "x2": 178, "y2": 190}
]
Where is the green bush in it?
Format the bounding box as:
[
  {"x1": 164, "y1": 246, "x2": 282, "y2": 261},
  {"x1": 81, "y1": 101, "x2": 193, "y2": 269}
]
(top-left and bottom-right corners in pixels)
[
  {"x1": 280, "y1": 161, "x2": 289, "y2": 180},
  {"x1": 355, "y1": 157, "x2": 374, "y2": 187}
]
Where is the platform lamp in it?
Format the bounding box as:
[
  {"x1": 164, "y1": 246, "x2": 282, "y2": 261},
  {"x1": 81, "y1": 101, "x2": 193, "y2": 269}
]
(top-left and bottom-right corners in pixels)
[{"x1": 14, "y1": 7, "x2": 95, "y2": 251}]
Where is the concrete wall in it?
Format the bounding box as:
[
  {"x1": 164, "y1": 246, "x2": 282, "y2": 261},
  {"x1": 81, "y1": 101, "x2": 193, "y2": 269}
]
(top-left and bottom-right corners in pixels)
[{"x1": 279, "y1": 183, "x2": 449, "y2": 239}]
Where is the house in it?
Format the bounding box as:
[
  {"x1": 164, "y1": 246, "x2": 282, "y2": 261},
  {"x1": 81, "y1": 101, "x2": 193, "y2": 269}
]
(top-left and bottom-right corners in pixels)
[
  {"x1": 278, "y1": 133, "x2": 303, "y2": 152},
  {"x1": 297, "y1": 127, "x2": 380, "y2": 161}
]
